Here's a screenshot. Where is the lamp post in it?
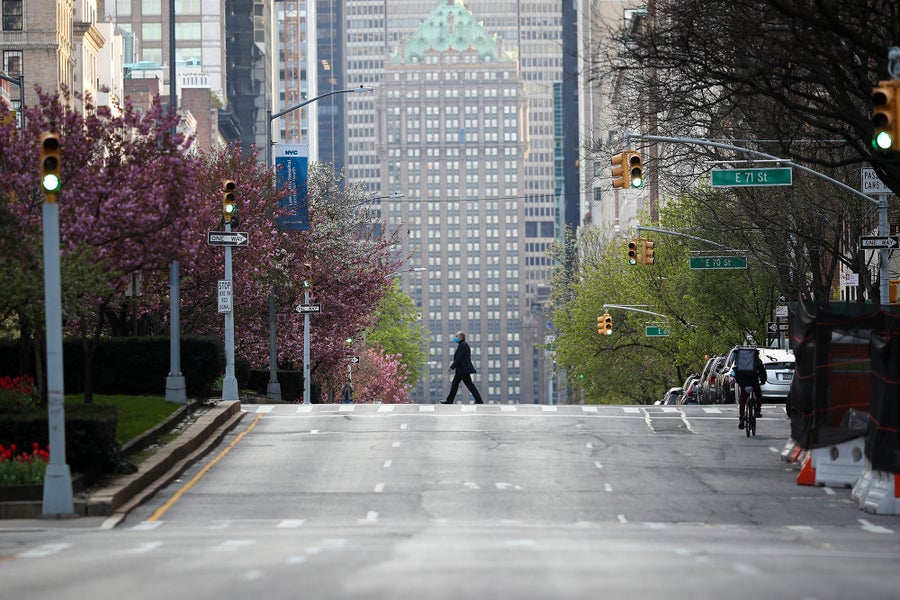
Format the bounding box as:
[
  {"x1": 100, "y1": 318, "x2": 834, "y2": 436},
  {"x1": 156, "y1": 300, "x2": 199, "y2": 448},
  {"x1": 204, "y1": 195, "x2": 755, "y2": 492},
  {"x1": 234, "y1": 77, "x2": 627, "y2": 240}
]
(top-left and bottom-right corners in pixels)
[{"x1": 264, "y1": 86, "x2": 373, "y2": 401}]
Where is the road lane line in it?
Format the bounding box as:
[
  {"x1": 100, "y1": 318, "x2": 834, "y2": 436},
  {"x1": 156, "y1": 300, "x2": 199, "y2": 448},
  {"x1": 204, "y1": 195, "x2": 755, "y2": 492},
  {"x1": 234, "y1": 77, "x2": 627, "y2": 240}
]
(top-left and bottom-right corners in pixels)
[
  {"x1": 383, "y1": 459, "x2": 393, "y2": 468},
  {"x1": 859, "y1": 519, "x2": 894, "y2": 534},
  {"x1": 339, "y1": 405, "x2": 354, "y2": 412},
  {"x1": 276, "y1": 519, "x2": 306, "y2": 529},
  {"x1": 374, "y1": 483, "x2": 385, "y2": 493},
  {"x1": 18, "y1": 544, "x2": 72, "y2": 559},
  {"x1": 823, "y1": 487, "x2": 836, "y2": 495},
  {"x1": 146, "y1": 412, "x2": 264, "y2": 522},
  {"x1": 603, "y1": 483, "x2": 613, "y2": 493},
  {"x1": 586, "y1": 442, "x2": 594, "y2": 449},
  {"x1": 419, "y1": 405, "x2": 434, "y2": 412},
  {"x1": 212, "y1": 540, "x2": 256, "y2": 552},
  {"x1": 131, "y1": 521, "x2": 163, "y2": 531},
  {"x1": 623, "y1": 407, "x2": 641, "y2": 414},
  {"x1": 703, "y1": 407, "x2": 721, "y2": 414},
  {"x1": 542, "y1": 406, "x2": 557, "y2": 412},
  {"x1": 582, "y1": 406, "x2": 598, "y2": 413},
  {"x1": 377, "y1": 405, "x2": 394, "y2": 412},
  {"x1": 594, "y1": 461, "x2": 603, "y2": 470},
  {"x1": 117, "y1": 542, "x2": 164, "y2": 556},
  {"x1": 501, "y1": 405, "x2": 517, "y2": 412},
  {"x1": 617, "y1": 514, "x2": 628, "y2": 524},
  {"x1": 392, "y1": 441, "x2": 401, "y2": 448},
  {"x1": 400, "y1": 423, "x2": 408, "y2": 430},
  {"x1": 254, "y1": 405, "x2": 274, "y2": 413},
  {"x1": 296, "y1": 405, "x2": 313, "y2": 413},
  {"x1": 359, "y1": 511, "x2": 379, "y2": 524}
]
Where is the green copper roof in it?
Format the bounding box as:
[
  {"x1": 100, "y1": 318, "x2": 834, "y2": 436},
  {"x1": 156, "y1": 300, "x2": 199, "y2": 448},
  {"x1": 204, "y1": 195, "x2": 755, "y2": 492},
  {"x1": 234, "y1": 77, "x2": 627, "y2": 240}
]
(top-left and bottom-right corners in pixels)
[{"x1": 396, "y1": 0, "x2": 514, "y2": 63}]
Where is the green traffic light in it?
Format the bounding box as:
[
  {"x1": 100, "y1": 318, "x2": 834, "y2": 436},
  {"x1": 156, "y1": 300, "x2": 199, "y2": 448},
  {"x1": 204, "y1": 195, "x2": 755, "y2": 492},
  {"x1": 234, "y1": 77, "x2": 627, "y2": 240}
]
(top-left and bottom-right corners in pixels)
[
  {"x1": 873, "y1": 130, "x2": 894, "y2": 151},
  {"x1": 41, "y1": 172, "x2": 61, "y2": 192},
  {"x1": 630, "y1": 174, "x2": 643, "y2": 188}
]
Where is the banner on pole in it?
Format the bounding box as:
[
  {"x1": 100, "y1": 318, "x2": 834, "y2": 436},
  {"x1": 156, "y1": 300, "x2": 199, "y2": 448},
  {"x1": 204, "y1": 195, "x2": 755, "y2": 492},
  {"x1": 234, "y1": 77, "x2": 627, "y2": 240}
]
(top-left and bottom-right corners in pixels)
[{"x1": 275, "y1": 143, "x2": 309, "y2": 231}]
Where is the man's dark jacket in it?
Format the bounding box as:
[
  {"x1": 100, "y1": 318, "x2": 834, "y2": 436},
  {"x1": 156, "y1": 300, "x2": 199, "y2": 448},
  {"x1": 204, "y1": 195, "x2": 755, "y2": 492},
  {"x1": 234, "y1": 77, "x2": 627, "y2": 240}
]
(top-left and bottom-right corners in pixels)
[{"x1": 451, "y1": 340, "x2": 476, "y2": 375}]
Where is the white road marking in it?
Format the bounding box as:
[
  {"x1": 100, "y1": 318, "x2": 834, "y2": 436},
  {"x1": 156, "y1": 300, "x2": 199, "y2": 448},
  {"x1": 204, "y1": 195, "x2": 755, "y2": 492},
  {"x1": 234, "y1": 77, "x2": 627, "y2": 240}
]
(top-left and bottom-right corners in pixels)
[
  {"x1": 400, "y1": 423, "x2": 408, "y2": 430},
  {"x1": 823, "y1": 487, "x2": 836, "y2": 496},
  {"x1": 392, "y1": 441, "x2": 401, "y2": 448},
  {"x1": 462, "y1": 405, "x2": 476, "y2": 412},
  {"x1": 768, "y1": 447, "x2": 780, "y2": 453},
  {"x1": 594, "y1": 461, "x2": 603, "y2": 470},
  {"x1": 496, "y1": 482, "x2": 514, "y2": 490},
  {"x1": 18, "y1": 543, "x2": 71, "y2": 559},
  {"x1": 501, "y1": 405, "x2": 517, "y2": 412},
  {"x1": 680, "y1": 412, "x2": 694, "y2": 433},
  {"x1": 360, "y1": 511, "x2": 379, "y2": 524},
  {"x1": 542, "y1": 406, "x2": 557, "y2": 412},
  {"x1": 241, "y1": 570, "x2": 264, "y2": 582},
  {"x1": 733, "y1": 563, "x2": 761, "y2": 576},
  {"x1": 582, "y1": 406, "x2": 598, "y2": 413},
  {"x1": 296, "y1": 405, "x2": 313, "y2": 413},
  {"x1": 208, "y1": 520, "x2": 233, "y2": 530},
  {"x1": 383, "y1": 459, "x2": 393, "y2": 468},
  {"x1": 786, "y1": 525, "x2": 815, "y2": 532},
  {"x1": 464, "y1": 481, "x2": 481, "y2": 490},
  {"x1": 255, "y1": 405, "x2": 274, "y2": 414},
  {"x1": 338, "y1": 405, "x2": 355, "y2": 412},
  {"x1": 377, "y1": 405, "x2": 394, "y2": 412},
  {"x1": 285, "y1": 555, "x2": 308, "y2": 565},
  {"x1": 117, "y1": 541, "x2": 164, "y2": 556},
  {"x1": 374, "y1": 483, "x2": 385, "y2": 493},
  {"x1": 419, "y1": 405, "x2": 435, "y2": 412},
  {"x1": 703, "y1": 407, "x2": 721, "y2": 414},
  {"x1": 586, "y1": 442, "x2": 594, "y2": 449},
  {"x1": 276, "y1": 519, "x2": 306, "y2": 529},
  {"x1": 661, "y1": 407, "x2": 679, "y2": 413},
  {"x1": 212, "y1": 540, "x2": 256, "y2": 552},
  {"x1": 617, "y1": 514, "x2": 629, "y2": 524},
  {"x1": 131, "y1": 521, "x2": 163, "y2": 531},
  {"x1": 604, "y1": 483, "x2": 613, "y2": 493},
  {"x1": 859, "y1": 519, "x2": 894, "y2": 534},
  {"x1": 310, "y1": 429, "x2": 319, "y2": 434},
  {"x1": 623, "y1": 407, "x2": 642, "y2": 414}
]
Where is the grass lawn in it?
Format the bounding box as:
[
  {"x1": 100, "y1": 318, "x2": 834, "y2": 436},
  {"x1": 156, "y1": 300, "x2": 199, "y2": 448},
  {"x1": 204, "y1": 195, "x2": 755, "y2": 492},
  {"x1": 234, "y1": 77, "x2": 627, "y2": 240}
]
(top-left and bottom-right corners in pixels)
[{"x1": 66, "y1": 395, "x2": 181, "y2": 445}]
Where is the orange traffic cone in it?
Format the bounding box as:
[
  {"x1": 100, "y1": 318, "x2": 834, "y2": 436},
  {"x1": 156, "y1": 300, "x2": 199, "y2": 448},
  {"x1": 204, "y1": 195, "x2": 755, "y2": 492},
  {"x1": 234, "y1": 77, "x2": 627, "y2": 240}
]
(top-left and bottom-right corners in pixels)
[{"x1": 797, "y1": 451, "x2": 817, "y2": 486}]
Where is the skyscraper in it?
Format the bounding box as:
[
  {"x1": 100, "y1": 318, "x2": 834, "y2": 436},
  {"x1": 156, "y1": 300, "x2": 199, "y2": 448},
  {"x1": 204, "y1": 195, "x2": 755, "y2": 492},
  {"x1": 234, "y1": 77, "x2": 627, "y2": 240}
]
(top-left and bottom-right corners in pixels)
[{"x1": 345, "y1": 0, "x2": 561, "y2": 403}]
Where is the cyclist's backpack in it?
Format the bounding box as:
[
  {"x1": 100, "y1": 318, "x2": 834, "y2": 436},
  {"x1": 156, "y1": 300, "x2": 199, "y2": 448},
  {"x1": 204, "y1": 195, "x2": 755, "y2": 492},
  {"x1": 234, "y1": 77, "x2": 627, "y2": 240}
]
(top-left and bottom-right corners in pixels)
[{"x1": 734, "y1": 347, "x2": 756, "y2": 376}]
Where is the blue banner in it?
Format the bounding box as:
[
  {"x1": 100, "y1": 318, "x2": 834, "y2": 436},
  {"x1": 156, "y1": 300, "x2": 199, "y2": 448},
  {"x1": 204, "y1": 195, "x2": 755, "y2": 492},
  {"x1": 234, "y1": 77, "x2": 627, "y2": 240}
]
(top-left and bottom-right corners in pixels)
[{"x1": 275, "y1": 143, "x2": 309, "y2": 231}]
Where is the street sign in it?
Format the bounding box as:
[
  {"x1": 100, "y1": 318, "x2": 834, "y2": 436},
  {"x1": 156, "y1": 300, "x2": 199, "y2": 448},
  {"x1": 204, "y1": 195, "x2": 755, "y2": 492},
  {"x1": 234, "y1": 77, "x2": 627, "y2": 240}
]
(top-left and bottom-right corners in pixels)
[
  {"x1": 775, "y1": 305, "x2": 789, "y2": 318},
  {"x1": 689, "y1": 256, "x2": 748, "y2": 269},
  {"x1": 859, "y1": 235, "x2": 899, "y2": 249},
  {"x1": 710, "y1": 167, "x2": 792, "y2": 188},
  {"x1": 217, "y1": 280, "x2": 232, "y2": 314},
  {"x1": 861, "y1": 167, "x2": 892, "y2": 196},
  {"x1": 767, "y1": 321, "x2": 790, "y2": 334},
  {"x1": 207, "y1": 231, "x2": 249, "y2": 246},
  {"x1": 295, "y1": 304, "x2": 322, "y2": 314},
  {"x1": 645, "y1": 326, "x2": 669, "y2": 337},
  {"x1": 348, "y1": 356, "x2": 360, "y2": 364}
]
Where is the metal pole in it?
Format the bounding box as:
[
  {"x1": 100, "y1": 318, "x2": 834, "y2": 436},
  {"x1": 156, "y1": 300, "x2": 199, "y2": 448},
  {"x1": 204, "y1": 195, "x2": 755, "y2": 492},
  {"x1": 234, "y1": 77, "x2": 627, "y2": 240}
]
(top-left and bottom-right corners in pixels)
[
  {"x1": 41, "y1": 200, "x2": 73, "y2": 516},
  {"x1": 303, "y1": 288, "x2": 311, "y2": 404},
  {"x1": 265, "y1": 88, "x2": 373, "y2": 401},
  {"x1": 222, "y1": 221, "x2": 238, "y2": 400},
  {"x1": 878, "y1": 194, "x2": 890, "y2": 303},
  {"x1": 164, "y1": 0, "x2": 186, "y2": 403}
]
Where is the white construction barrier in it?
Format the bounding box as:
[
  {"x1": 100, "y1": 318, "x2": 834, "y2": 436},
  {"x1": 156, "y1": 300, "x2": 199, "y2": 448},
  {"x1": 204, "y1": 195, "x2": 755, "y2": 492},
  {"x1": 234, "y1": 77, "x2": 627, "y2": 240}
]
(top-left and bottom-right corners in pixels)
[
  {"x1": 852, "y1": 462, "x2": 900, "y2": 515},
  {"x1": 796, "y1": 436, "x2": 866, "y2": 488}
]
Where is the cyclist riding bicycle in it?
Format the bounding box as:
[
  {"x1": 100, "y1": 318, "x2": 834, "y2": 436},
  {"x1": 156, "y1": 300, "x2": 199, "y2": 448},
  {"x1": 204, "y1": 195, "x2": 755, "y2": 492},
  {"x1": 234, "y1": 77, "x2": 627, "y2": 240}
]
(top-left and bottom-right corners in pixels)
[{"x1": 732, "y1": 347, "x2": 767, "y2": 430}]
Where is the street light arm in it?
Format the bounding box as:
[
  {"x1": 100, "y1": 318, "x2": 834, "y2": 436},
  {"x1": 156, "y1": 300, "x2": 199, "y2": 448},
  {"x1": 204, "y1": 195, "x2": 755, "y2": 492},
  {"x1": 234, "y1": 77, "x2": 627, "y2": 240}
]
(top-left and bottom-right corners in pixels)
[{"x1": 270, "y1": 86, "x2": 374, "y2": 122}]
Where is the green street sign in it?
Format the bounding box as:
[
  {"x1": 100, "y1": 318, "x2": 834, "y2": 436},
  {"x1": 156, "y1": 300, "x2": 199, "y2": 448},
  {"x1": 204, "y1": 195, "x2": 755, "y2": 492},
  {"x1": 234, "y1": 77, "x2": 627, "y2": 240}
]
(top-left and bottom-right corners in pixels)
[
  {"x1": 711, "y1": 167, "x2": 792, "y2": 188},
  {"x1": 645, "y1": 326, "x2": 669, "y2": 337},
  {"x1": 689, "y1": 256, "x2": 748, "y2": 270}
]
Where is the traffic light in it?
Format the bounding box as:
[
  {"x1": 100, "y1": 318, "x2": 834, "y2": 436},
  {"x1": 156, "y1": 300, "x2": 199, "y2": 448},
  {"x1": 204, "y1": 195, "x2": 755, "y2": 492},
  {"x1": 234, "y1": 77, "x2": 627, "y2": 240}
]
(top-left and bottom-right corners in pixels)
[
  {"x1": 611, "y1": 151, "x2": 628, "y2": 189},
  {"x1": 39, "y1": 133, "x2": 62, "y2": 202},
  {"x1": 628, "y1": 151, "x2": 644, "y2": 188},
  {"x1": 642, "y1": 239, "x2": 655, "y2": 265},
  {"x1": 871, "y1": 80, "x2": 899, "y2": 152},
  {"x1": 598, "y1": 313, "x2": 612, "y2": 335},
  {"x1": 627, "y1": 239, "x2": 639, "y2": 265},
  {"x1": 222, "y1": 180, "x2": 237, "y2": 223}
]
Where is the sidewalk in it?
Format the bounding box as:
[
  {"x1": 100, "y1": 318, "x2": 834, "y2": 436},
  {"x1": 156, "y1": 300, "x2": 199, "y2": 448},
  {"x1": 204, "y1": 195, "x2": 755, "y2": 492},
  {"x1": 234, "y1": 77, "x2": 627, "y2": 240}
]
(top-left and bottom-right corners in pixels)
[{"x1": 0, "y1": 400, "x2": 246, "y2": 528}]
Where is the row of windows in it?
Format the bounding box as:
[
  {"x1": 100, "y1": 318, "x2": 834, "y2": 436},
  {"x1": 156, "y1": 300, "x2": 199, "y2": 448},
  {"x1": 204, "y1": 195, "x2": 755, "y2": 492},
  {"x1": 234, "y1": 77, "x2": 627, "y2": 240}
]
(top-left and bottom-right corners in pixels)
[{"x1": 1, "y1": 0, "x2": 21, "y2": 31}]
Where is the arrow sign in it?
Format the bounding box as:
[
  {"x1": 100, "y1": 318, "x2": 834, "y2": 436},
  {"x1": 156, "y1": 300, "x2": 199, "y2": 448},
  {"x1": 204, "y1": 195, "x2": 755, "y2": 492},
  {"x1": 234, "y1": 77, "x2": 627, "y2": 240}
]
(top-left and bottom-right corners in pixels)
[
  {"x1": 767, "y1": 321, "x2": 790, "y2": 333},
  {"x1": 207, "y1": 231, "x2": 249, "y2": 247},
  {"x1": 859, "y1": 235, "x2": 899, "y2": 249},
  {"x1": 295, "y1": 304, "x2": 322, "y2": 314},
  {"x1": 348, "y1": 356, "x2": 360, "y2": 364}
]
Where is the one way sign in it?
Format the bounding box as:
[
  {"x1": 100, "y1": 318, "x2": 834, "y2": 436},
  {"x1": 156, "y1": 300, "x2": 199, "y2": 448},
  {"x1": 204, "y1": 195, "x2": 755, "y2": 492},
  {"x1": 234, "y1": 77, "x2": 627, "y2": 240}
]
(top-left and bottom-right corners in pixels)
[
  {"x1": 859, "y1": 235, "x2": 899, "y2": 249},
  {"x1": 208, "y1": 231, "x2": 250, "y2": 246}
]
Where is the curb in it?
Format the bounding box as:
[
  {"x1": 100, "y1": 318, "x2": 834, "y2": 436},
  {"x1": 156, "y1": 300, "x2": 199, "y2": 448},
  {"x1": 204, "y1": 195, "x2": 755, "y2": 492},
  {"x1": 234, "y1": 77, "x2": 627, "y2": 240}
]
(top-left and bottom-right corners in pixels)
[{"x1": 0, "y1": 400, "x2": 245, "y2": 521}]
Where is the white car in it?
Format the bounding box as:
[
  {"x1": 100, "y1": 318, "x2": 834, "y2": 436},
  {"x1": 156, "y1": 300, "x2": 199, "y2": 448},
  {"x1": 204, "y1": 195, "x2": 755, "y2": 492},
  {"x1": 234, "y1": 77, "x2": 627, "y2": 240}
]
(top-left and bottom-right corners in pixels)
[{"x1": 758, "y1": 348, "x2": 794, "y2": 401}]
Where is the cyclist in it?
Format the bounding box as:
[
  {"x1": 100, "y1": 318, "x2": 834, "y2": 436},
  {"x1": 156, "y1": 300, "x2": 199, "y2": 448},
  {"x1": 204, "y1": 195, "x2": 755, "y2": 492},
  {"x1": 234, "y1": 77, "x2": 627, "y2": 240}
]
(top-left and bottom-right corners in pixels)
[{"x1": 733, "y1": 348, "x2": 767, "y2": 430}]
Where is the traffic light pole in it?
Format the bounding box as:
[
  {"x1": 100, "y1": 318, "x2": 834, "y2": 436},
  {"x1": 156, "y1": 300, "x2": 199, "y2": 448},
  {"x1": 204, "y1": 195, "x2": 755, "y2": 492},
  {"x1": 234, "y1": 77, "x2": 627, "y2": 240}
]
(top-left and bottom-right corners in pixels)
[
  {"x1": 39, "y1": 145, "x2": 74, "y2": 516},
  {"x1": 222, "y1": 219, "x2": 239, "y2": 401},
  {"x1": 624, "y1": 132, "x2": 891, "y2": 303}
]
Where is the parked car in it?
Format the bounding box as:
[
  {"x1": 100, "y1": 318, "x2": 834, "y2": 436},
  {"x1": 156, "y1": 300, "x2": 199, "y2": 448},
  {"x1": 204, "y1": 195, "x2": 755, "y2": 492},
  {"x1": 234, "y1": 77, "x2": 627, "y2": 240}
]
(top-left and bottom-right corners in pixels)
[
  {"x1": 698, "y1": 356, "x2": 725, "y2": 404},
  {"x1": 681, "y1": 373, "x2": 700, "y2": 405},
  {"x1": 657, "y1": 387, "x2": 683, "y2": 405},
  {"x1": 758, "y1": 348, "x2": 795, "y2": 401}
]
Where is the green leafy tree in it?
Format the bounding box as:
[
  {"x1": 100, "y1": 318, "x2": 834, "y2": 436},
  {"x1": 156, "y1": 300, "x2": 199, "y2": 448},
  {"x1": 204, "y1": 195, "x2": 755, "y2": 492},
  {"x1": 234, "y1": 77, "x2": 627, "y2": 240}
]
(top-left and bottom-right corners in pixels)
[{"x1": 366, "y1": 281, "x2": 429, "y2": 389}]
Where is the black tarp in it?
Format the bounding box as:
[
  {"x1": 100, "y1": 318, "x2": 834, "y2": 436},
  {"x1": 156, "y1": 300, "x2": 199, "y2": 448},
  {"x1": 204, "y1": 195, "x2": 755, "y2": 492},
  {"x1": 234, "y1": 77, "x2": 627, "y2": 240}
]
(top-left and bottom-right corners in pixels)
[{"x1": 867, "y1": 311, "x2": 900, "y2": 472}]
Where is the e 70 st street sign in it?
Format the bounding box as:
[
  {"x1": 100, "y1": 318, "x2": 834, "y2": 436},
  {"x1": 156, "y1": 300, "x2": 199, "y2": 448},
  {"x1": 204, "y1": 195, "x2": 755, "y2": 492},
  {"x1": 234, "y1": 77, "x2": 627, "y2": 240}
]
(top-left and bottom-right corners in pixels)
[
  {"x1": 207, "y1": 231, "x2": 249, "y2": 247},
  {"x1": 710, "y1": 167, "x2": 793, "y2": 187}
]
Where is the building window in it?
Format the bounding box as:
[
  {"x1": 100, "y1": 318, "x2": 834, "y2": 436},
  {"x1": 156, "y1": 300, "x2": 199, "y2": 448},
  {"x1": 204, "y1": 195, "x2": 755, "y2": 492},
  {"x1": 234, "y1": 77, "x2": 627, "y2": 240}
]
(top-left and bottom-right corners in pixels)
[
  {"x1": 143, "y1": 0, "x2": 162, "y2": 16},
  {"x1": 2, "y1": 0, "x2": 23, "y2": 31},
  {"x1": 3, "y1": 50, "x2": 22, "y2": 78}
]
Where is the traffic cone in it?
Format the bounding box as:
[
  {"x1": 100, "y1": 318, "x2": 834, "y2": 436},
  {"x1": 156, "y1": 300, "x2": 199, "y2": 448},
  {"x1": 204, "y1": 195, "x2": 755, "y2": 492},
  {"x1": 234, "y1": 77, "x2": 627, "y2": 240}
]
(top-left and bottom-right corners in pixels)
[{"x1": 797, "y1": 451, "x2": 817, "y2": 486}]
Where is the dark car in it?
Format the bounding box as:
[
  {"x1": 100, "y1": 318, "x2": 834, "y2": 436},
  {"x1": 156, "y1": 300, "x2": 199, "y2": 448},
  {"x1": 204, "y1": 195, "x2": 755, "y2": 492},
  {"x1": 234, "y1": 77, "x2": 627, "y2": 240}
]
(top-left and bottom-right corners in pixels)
[
  {"x1": 698, "y1": 356, "x2": 724, "y2": 404},
  {"x1": 658, "y1": 387, "x2": 683, "y2": 405},
  {"x1": 680, "y1": 373, "x2": 700, "y2": 405}
]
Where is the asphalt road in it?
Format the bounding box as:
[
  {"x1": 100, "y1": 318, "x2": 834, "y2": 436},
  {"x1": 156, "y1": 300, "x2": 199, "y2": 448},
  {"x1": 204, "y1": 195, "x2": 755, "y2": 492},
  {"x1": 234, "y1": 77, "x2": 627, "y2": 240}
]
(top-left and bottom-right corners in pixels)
[{"x1": 2, "y1": 403, "x2": 898, "y2": 599}]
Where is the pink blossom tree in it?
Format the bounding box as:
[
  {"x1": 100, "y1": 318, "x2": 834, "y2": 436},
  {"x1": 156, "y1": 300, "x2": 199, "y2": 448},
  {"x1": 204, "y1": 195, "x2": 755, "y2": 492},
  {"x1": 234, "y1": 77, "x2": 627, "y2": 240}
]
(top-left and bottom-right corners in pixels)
[{"x1": 352, "y1": 345, "x2": 411, "y2": 404}]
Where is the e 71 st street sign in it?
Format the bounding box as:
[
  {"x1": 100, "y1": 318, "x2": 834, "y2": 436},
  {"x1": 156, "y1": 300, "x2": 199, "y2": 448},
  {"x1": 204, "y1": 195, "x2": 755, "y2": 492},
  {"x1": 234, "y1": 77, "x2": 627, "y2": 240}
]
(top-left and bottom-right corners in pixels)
[{"x1": 711, "y1": 167, "x2": 793, "y2": 188}]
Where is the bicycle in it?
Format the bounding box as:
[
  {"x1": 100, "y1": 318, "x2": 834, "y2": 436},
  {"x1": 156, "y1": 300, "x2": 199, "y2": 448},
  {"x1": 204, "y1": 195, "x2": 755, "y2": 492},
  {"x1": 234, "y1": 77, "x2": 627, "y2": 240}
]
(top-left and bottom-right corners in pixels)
[{"x1": 743, "y1": 385, "x2": 757, "y2": 437}]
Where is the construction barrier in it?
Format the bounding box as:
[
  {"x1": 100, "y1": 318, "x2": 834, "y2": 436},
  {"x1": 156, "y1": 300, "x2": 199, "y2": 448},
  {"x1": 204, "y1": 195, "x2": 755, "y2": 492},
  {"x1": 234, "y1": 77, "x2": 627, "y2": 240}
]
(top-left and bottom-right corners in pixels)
[{"x1": 852, "y1": 463, "x2": 900, "y2": 515}]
